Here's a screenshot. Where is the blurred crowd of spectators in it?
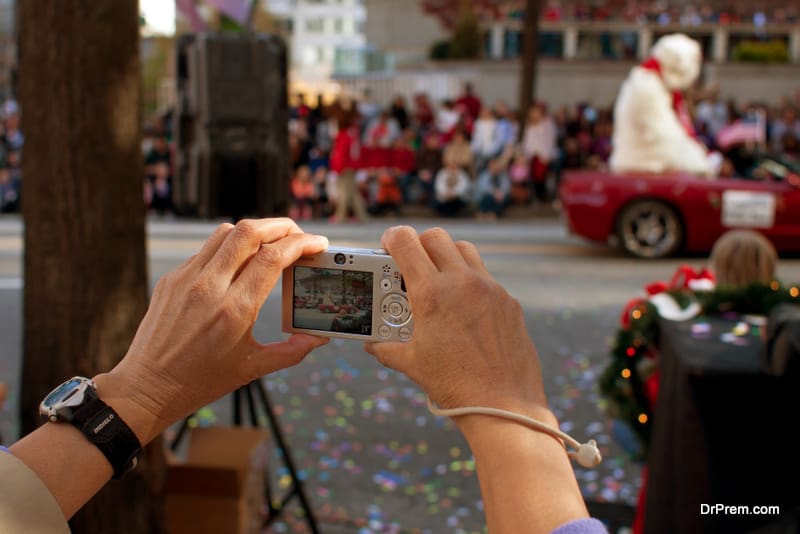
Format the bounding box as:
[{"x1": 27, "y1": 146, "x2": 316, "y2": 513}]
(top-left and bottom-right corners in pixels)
[
  {"x1": 287, "y1": 83, "x2": 800, "y2": 221},
  {"x1": 142, "y1": 113, "x2": 175, "y2": 217},
  {"x1": 0, "y1": 97, "x2": 175, "y2": 217},
  {"x1": 4, "y1": 80, "x2": 800, "y2": 221},
  {"x1": 0, "y1": 100, "x2": 22, "y2": 214},
  {"x1": 289, "y1": 85, "x2": 602, "y2": 221},
  {"x1": 533, "y1": 0, "x2": 800, "y2": 25}
]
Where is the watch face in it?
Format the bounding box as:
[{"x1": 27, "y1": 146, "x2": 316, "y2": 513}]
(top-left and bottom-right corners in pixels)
[{"x1": 43, "y1": 377, "x2": 87, "y2": 407}]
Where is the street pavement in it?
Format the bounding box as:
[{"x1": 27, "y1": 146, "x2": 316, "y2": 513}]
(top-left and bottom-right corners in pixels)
[{"x1": 2, "y1": 214, "x2": 799, "y2": 533}]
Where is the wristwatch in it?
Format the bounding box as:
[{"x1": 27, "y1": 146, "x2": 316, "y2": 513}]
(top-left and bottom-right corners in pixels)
[{"x1": 39, "y1": 376, "x2": 141, "y2": 479}]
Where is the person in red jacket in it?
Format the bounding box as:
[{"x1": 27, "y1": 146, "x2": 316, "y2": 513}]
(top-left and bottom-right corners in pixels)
[
  {"x1": 456, "y1": 82, "x2": 482, "y2": 122},
  {"x1": 390, "y1": 134, "x2": 417, "y2": 203},
  {"x1": 329, "y1": 115, "x2": 369, "y2": 223}
]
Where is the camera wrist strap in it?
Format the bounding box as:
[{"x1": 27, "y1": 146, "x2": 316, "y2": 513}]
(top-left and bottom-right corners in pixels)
[{"x1": 426, "y1": 396, "x2": 602, "y2": 468}]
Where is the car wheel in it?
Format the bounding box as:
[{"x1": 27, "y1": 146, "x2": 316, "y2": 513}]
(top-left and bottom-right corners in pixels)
[{"x1": 616, "y1": 200, "x2": 683, "y2": 258}]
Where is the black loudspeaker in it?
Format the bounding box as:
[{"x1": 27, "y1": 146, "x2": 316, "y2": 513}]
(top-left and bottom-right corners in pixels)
[{"x1": 174, "y1": 33, "x2": 290, "y2": 219}]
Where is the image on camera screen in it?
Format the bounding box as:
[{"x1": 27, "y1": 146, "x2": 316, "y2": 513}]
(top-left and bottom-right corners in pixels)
[{"x1": 292, "y1": 267, "x2": 374, "y2": 336}]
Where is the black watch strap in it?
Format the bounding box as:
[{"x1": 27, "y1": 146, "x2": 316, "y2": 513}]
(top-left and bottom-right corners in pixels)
[{"x1": 70, "y1": 396, "x2": 142, "y2": 479}]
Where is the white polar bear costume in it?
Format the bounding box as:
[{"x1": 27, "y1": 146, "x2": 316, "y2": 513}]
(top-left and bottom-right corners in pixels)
[{"x1": 610, "y1": 33, "x2": 719, "y2": 177}]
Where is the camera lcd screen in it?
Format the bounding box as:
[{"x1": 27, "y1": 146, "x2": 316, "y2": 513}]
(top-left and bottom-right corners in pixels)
[{"x1": 292, "y1": 267, "x2": 374, "y2": 336}]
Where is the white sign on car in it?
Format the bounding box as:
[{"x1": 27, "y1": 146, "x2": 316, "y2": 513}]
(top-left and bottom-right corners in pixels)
[{"x1": 721, "y1": 190, "x2": 776, "y2": 228}]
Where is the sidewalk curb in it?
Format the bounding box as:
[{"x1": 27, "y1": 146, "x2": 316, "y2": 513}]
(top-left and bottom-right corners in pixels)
[{"x1": 0, "y1": 209, "x2": 564, "y2": 238}]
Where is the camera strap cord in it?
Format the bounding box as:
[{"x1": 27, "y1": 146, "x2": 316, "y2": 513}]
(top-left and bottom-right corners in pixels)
[{"x1": 426, "y1": 397, "x2": 602, "y2": 469}]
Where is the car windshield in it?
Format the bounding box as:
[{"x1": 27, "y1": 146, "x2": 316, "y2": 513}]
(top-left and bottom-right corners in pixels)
[{"x1": 749, "y1": 154, "x2": 800, "y2": 182}]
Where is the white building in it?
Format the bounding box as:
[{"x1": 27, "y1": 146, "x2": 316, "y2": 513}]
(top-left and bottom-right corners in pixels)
[{"x1": 266, "y1": 0, "x2": 367, "y2": 95}]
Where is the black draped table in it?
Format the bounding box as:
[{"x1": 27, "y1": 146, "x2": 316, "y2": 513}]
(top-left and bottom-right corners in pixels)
[{"x1": 644, "y1": 315, "x2": 799, "y2": 534}]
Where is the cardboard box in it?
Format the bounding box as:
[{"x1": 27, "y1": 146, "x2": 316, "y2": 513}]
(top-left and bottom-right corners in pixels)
[{"x1": 165, "y1": 426, "x2": 270, "y2": 534}]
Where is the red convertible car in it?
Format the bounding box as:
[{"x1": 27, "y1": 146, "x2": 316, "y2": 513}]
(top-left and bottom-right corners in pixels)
[{"x1": 559, "y1": 157, "x2": 800, "y2": 258}]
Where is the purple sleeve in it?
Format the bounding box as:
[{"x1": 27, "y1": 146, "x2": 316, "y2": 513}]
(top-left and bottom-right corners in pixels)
[
  {"x1": 551, "y1": 518, "x2": 609, "y2": 534},
  {"x1": 0, "y1": 446, "x2": 10, "y2": 454}
]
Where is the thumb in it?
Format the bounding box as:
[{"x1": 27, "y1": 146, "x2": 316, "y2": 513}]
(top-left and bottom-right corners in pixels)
[
  {"x1": 364, "y1": 341, "x2": 413, "y2": 375},
  {"x1": 248, "y1": 334, "x2": 329, "y2": 377}
]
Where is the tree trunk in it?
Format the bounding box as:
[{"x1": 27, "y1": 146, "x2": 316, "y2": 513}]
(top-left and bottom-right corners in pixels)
[
  {"x1": 518, "y1": 0, "x2": 541, "y2": 128},
  {"x1": 18, "y1": 2, "x2": 166, "y2": 532}
]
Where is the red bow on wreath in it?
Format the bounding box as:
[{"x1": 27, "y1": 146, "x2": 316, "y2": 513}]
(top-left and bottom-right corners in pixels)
[
  {"x1": 620, "y1": 265, "x2": 715, "y2": 329},
  {"x1": 645, "y1": 265, "x2": 715, "y2": 296}
]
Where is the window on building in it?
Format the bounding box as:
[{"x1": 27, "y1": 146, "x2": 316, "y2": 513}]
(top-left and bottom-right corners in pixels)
[
  {"x1": 728, "y1": 33, "x2": 789, "y2": 63},
  {"x1": 576, "y1": 32, "x2": 638, "y2": 60},
  {"x1": 539, "y1": 32, "x2": 564, "y2": 59},
  {"x1": 504, "y1": 30, "x2": 521, "y2": 58},
  {"x1": 333, "y1": 18, "x2": 344, "y2": 34},
  {"x1": 305, "y1": 17, "x2": 324, "y2": 33},
  {"x1": 278, "y1": 18, "x2": 294, "y2": 35}
]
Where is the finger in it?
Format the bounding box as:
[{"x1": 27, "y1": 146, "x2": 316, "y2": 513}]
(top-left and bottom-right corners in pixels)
[
  {"x1": 381, "y1": 226, "x2": 437, "y2": 283},
  {"x1": 246, "y1": 334, "x2": 329, "y2": 378},
  {"x1": 185, "y1": 223, "x2": 235, "y2": 271},
  {"x1": 364, "y1": 341, "x2": 413, "y2": 376},
  {"x1": 206, "y1": 218, "x2": 304, "y2": 279},
  {"x1": 232, "y1": 233, "x2": 329, "y2": 305},
  {"x1": 419, "y1": 227, "x2": 467, "y2": 272},
  {"x1": 455, "y1": 240, "x2": 490, "y2": 276}
]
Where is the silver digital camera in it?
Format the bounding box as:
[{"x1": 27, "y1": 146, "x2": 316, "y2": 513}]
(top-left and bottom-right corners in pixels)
[{"x1": 282, "y1": 247, "x2": 413, "y2": 342}]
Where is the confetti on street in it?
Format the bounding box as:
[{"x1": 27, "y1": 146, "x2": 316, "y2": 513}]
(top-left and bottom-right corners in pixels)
[{"x1": 175, "y1": 306, "x2": 643, "y2": 532}]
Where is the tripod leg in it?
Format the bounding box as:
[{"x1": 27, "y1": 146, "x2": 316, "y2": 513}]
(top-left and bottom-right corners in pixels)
[
  {"x1": 253, "y1": 379, "x2": 320, "y2": 534},
  {"x1": 169, "y1": 414, "x2": 194, "y2": 452},
  {"x1": 243, "y1": 383, "x2": 278, "y2": 520},
  {"x1": 232, "y1": 387, "x2": 243, "y2": 426},
  {"x1": 245, "y1": 384, "x2": 259, "y2": 427}
]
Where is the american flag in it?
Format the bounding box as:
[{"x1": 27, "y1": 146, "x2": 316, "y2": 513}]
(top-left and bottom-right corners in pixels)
[
  {"x1": 715, "y1": 111, "x2": 766, "y2": 150},
  {"x1": 176, "y1": 0, "x2": 207, "y2": 32}
]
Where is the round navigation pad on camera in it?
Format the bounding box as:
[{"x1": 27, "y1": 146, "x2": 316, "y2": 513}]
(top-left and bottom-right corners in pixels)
[{"x1": 381, "y1": 294, "x2": 411, "y2": 326}]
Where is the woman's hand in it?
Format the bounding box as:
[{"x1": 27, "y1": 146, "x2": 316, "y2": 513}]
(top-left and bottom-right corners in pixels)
[
  {"x1": 365, "y1": 226, "x2": 553, "y2": 425},
  {"x1": 94, "y1": 218, "x2": 329, "y2": 444},
  {"x1": 366, "y1": 227, "x2": 589, "y2": 534}
]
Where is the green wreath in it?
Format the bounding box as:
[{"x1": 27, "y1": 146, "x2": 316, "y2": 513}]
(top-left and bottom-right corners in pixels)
[{"x1": 600, "y1": 281, "x2": 800, "y2": 460}]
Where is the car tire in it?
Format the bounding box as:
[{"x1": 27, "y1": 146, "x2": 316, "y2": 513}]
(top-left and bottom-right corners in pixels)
[{"x1": 616, "y1": 200, "x2": 683, "y2": 258}]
